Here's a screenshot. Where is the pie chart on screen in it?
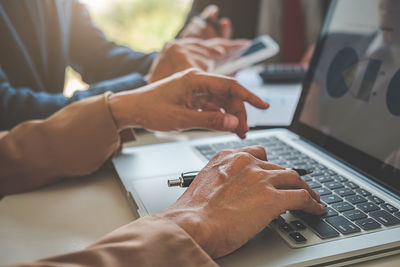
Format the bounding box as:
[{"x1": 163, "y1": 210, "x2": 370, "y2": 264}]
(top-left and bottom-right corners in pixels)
[
  {"x1": 326, "y1": 47, "x2": 359, "y2": 98},
  {"x1": 387, "y1": 69, "x2": 400, "y2": 116}
]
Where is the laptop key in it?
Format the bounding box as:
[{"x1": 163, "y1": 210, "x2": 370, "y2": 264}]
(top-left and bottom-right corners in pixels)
[
  {"x1": 368, "y1": 195, "x2": 384, "y2": 205},
  {"x1": 356, "y1": 202, "x2": 380, "y2": 213},
  {"x1": 394, "y1": 211, "x2": 400, "y2": 219},
  {"x1": 322, "y1": 207, "x2": 339, "y2": 218},
  {"x1": 291, "y1": 220, "x2": 307, "y2": 230},
  {"x1": 272, "y1": 215, "x2": 285, "y2": 225},
  {"x1": 316, "y1": 164, "x2": 327, "y2": 170},
  {"x1": 355, "y1": 218, "x2": 381, "y2": 231},
  {"x1": 344, "y1": 181, "x2": 359, "y2": 189},
  {"x1": 333, "y1": 175, "x2": 348, "y2": 182},
  {"x1": 302, "y1": 175, "x2": 312, "y2": 182},
  {"x1": 343, "y1": 209, "x2": 367, "y2": 221},
  {"x1": 314, "y1": 187, "x2": 332, "y2": 196},
  {"x1": 205, "y1": 154, "x2": 215, "y2": 160},
  {"x1": 334, "y1": 188, "x2": 355, "y2": 197},
  {"x1": 369, "y1": 210, "x2": 400, "y2": 226},
  {"x1": 321, "y1": 194, "x2": 343, "y2": 204},
  {"x1": 279, "y1": 222, "x2": 294, "y2": 233},
  {"x1": 307, "y1": 181, "x2": 322, "y2": 189},
  {"x1": 326, "y1": 216, "x2": 360, "y2": 234},
  {"x1": 310, "y1": 171, "x2": 324, "y2": 178},
  {"x1": 380, "y1": 203, "x2": 399, "y2": 213},
  {"x1": 355, "y1": 188, "x2": 371, "y2": 197},
  {"x1": 298, "y1": 213, "x2": 339, "y2": 239},
  {"x1": 325, "y1": 170, "x2": 337, "y2": 176},
  {"x1": 345, "y1": 195, "x2": 367, "y2": 205},
  {"x1": 325, "y1": 181, "x2": 344, "y2": 190},
  {"x1": 332, "y1": 202, "x2": 354, "y2": 212},
  {"x1": 289, "y1": 232, "x2": 307, "y2": 243},
  {"x1": 315, "y1": 176, "x2": 334, "y2": 183}
]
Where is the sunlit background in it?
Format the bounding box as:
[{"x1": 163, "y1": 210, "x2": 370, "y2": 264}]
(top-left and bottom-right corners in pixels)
[{"x1": 64, "y1": 0, "x2": 192, "y2": 96}]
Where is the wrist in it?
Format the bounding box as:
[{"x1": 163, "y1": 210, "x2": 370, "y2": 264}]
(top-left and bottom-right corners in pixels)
[
  {"x1": 157, "y1": 207, "x2": 215, "y2": 256},
  {"x1": 108, "y1": 92, "x2": 140, "y2": 130}
]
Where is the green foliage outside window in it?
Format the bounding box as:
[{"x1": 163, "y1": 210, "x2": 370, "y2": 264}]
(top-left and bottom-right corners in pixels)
[{"x1": 90, "y1": 0, "x2": 192, "y2": 52}]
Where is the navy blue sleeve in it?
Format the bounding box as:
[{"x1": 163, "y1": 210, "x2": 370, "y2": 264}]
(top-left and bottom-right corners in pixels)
[
  {"x1": 0, "y1": 68, "x2": 147, "y2": 131},
  {"x1": 69, "y1": 1, "x2": 157, "y2": 84}
]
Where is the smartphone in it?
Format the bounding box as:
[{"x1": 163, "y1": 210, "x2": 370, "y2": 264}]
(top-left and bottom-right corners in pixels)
[{"x1": 213, "y1": 35, "x2": 279, "y2": 75}]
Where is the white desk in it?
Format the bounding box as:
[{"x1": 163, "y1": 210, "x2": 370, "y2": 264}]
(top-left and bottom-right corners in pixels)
[{"x1": 1, "y1": 130, "x2": 399, "y2": 266}]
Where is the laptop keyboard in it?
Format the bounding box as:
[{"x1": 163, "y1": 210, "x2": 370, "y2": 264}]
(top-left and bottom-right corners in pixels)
[{"x1": 194, "y1": 136, "x2": 400, "y2": 246}]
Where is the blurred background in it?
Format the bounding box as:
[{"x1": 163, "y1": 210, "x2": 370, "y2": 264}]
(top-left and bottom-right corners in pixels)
[{"x1": 64, "y1": 0, "x2": 192, "y2": 96}]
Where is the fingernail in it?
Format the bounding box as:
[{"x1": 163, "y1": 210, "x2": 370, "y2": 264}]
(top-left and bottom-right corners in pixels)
[{"x1": 223, "y1": 115, "x2": 238, "y2": 130}]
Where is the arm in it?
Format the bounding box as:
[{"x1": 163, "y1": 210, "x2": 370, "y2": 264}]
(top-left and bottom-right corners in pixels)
[
  {"x1": 0, "y1": 92, "x2": 120, "y2": 195},
  {"x1": 2, "y1": 70, "x2": 323, "y2": 266},
  {"x1": 13, "y1": 147, "x2": 324, "y2": 266},
  {"x1": 0, "y1": 69, "x2": 268, "y2": 195},
  {"x1": 0, "y1": 66, "x2": 148, "y2": 130},
  {"x1": 14, "y1": 215, "x2": 217, "y2": 267}
]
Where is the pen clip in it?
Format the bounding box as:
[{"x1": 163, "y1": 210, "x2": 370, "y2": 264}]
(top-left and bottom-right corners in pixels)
[{"x1": 181, "y1": 171, "x2": 200, "y2": 178}]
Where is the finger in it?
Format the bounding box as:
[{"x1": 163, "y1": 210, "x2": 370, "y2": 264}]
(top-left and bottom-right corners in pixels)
[
  {"x1": 257, "y1": 161, "x2": 285, "y2": 170},
  {"x1": 188, "y1": 55, "x2": 214, "y2": 71},
  {"x1": 190, "y1": 72, "x2": 269, "y2": 109},
  {"x1": 191, "y1": 42, "x2": 225, "y2": 56},
  {"x1": 201, "y1": 4, "x2": 219, "y2": 20},
  {"x1": 201, "y1": 102, "x2": 221, "y2": 112},
  {"x1": 185, "y1": 45, "x2": 216, "y2": 58},
  {"x1": 202, "y1": 26, "x2": 222, "y2": 39},
  {"x1": 224, "y1": 97, "x2": 248, "y2": 138},
  {"x1": 268, "y1": 170, "x2": 320, "y2": 201},
  {"x1": 220, "y1": 18, "x2": 232, "y2": 39},
  {"x1": 182, "y1": 109, "x2": 239, "y2": 133},
  {"x1": 279, "y1": 189, "x2": 326, "y2": 215},
  {"x1": 233, "y1": 146, "x2": 268, "y2": 161}
]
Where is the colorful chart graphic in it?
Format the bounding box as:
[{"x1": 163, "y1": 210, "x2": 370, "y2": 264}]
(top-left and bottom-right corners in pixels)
[
  {"x1": 387, "y1": 69, "x2": 400, "y2": 116},
  {"x1": 326, "y1": 47, "x2": 359, "y2": 98}
]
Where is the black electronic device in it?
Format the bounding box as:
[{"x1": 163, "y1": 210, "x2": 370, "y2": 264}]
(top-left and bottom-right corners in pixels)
[{"x1": 259, "y1": 64, "x2": 307, "y2": 83}]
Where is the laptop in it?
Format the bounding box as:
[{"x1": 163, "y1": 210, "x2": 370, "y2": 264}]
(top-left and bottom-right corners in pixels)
[{"x1": 113, "y1": 0, "x2": 400, "y2": 265}]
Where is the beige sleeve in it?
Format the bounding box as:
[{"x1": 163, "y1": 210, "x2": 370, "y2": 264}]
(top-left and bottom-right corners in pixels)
[
  {"x1": 13, "y1": 215, "x2": 217, "y2": 267},
  {"x1": 0, "y1": 93, "x2": 121, "y2": 196}
]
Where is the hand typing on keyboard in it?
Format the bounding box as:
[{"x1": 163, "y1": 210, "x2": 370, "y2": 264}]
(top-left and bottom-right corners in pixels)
[{"x1": 157, "y1": 146, "x2": 325, "y2": 258}]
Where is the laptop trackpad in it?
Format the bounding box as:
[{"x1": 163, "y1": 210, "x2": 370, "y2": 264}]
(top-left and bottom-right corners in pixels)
[{"x1": 131, "y1": 175, "x2": 186, "y2": 214}]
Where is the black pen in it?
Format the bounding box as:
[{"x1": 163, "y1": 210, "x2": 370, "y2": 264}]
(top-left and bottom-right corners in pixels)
[{"x1": 168, "y1": 168, "x2": 313, "y2": 188}]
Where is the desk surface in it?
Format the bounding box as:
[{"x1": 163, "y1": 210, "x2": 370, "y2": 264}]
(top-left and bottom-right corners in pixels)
[{"x1": 1, "y1": 130, "x2": 399, "y2": 266}]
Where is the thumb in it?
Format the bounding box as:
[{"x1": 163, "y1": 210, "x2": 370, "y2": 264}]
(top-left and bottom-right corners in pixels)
[
  {"x1": 185, "y1": 110, "x2": 239, "y2": 132},
  {"x1": 220, "y1": 18, "x2": 232, "y2": 39},
  {"x1": 202, "y1": 5, "x2": 220, "y2": 20}
]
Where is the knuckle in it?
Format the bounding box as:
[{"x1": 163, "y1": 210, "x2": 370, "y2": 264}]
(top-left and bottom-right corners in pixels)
[
  {"x1": 183, "y1": 68, "x2": 199, "y2": 77},
  {"x1": 229, "y1": 79, "x2": 241, "y2": 88},
  {"x1": 215, "y1": 149, "x2": 233, "y2": 159},
  {"x1": 300, "y1": 189, "x2": 312, "y2": 204},
  {"x1": 269, "y1": 162, "x2": 283, "y2": 169},
  {"x1": 293, "y1": 172, "x2": 303, "y2": 184},
  {"x1": 234, "y1": 152, "x2": 253, "y2": 164},
  {"x1": 182, "y1": 68, "x2": 199, "y2": 84},
  {"x1": 288, "y1": 170, "x2": 301, "y2": 181},
  {"x1": 253, "y1": 145, "x2": 265, "y2": 152},
  {"x1": 169, "y1": 41, "x2": 182, "y2": 51}
]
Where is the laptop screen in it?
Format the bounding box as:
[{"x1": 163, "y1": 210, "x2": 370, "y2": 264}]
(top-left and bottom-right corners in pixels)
[{"x1": 292, "y1": 0, "x2": 400, "y2": 194}]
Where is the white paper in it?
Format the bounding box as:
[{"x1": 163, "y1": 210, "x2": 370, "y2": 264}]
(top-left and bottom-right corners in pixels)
[{"x1": 236, "y1": 66, "x2": 302, "y2": 127}]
